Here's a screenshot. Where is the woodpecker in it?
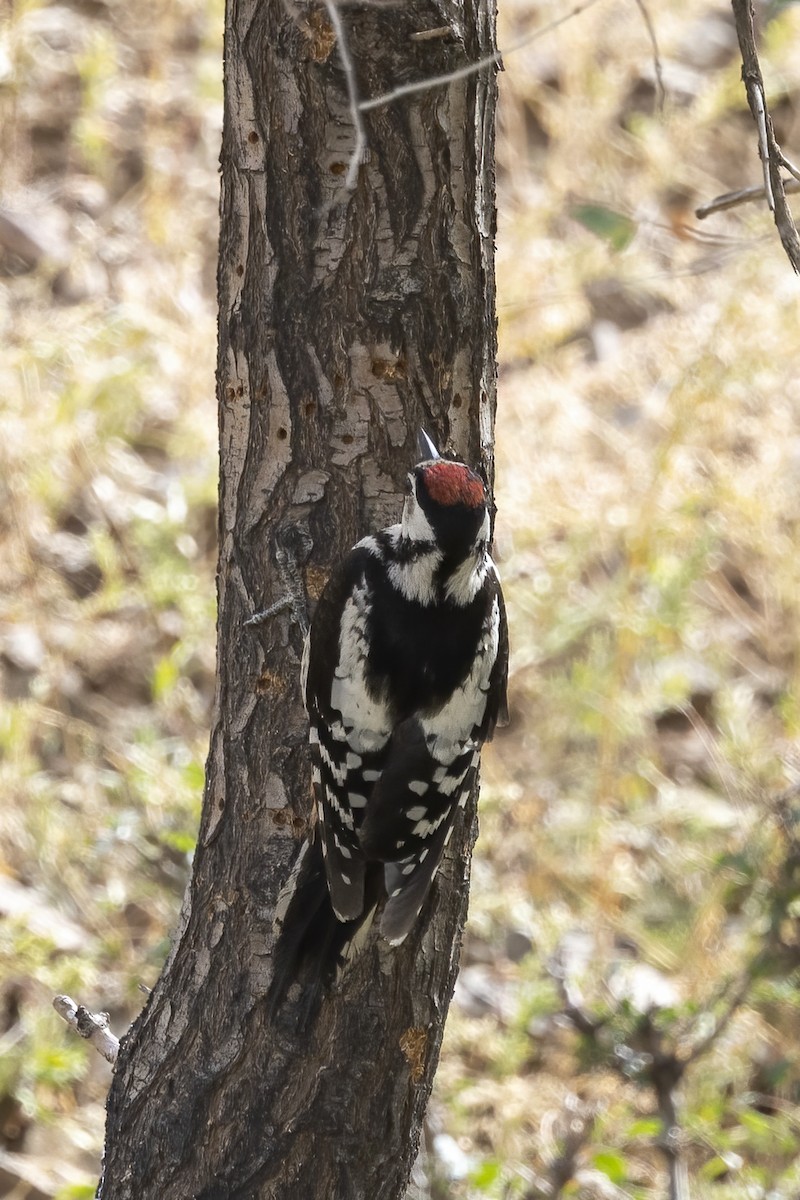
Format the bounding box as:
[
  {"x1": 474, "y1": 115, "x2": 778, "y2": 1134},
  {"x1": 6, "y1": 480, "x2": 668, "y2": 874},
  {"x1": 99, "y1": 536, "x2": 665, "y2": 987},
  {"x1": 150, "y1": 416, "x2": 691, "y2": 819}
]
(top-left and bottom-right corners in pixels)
[{"x1": 269, "y1": 431, "x2": 508, "y2": 1017}]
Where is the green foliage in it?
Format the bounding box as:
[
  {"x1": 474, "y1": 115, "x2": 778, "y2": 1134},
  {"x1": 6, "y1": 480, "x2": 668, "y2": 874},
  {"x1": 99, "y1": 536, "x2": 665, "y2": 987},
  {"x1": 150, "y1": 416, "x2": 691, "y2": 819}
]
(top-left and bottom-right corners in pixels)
[{"x1": 569, "y1": 203, "x2": 637, "y2": 252}]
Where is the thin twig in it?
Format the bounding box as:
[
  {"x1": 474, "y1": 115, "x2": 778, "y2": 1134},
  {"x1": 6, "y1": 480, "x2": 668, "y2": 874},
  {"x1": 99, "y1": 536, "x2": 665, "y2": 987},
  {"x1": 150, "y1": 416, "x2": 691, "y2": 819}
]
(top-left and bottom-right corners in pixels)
[
  {"x1": 696, "y1": 178, "x2": 800, "y2": 219},
  {"x1": 778, "y1": 150, "x2": 800, "y2": 184},
  {"x1": 324, "y1": 0, "x2": 368, "y2": 190},
  {"x1": 730, "y1": 0, "x2": 800, "y2": 272},
  {"x1": 682, "y1": 974, "x2": 751, "y2": 1066},
  {"x1": 359, "y1": 0, "x2": 604, "y2": 114},
  {"x1": 409, "y1": 27, "x2": 452, "y2": 43},
  {"x1": 53, "y1": 995, "x2": 119, "y2": 1064},
  {"x1": 632, "y1": 0, "x2": 665, "y2": 111},
  {"x1": 751, "y1": 80, "x2": 774, "y2": 211}
]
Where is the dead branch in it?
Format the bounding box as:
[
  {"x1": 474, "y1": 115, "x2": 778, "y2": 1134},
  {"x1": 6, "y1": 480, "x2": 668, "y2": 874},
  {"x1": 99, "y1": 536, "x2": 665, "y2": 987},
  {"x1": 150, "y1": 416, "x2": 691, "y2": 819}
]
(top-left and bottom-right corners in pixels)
[
  {"x1": 53, "y1": 994, "x2": 119, "y2": 1064},
  {"x1": 696, "y1": 177, "x2": 800, "y2": 220},
  {"x1": 730, "y1": 0, "x2": 800, "y2": 272}
]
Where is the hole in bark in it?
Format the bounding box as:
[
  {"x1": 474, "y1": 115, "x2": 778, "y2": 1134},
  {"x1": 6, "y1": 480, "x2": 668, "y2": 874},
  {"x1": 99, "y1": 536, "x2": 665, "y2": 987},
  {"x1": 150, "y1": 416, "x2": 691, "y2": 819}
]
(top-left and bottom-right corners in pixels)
[
  {"x1": 341, "y1": 433, "x2": 353, "y2": 445},
  {"x1": 305, "y1": 401, "x2": 316, "y2": 416},
  {"x1": 277, "y1": 427, "x2": 288, "y2": 440},
  {"x1": 330, "y1": 161, "x2": 347, "y2": 175},
  {"x1": 248, "y1": 130, "x2": 259, "y2": 143},
  {"x1": 237, "y1": 386, "x2": 244, "y2": 397},
  {"x1": 452, "y1": 393, "x2": 463, "y2": 408},
  {"x1": 236, "y1": 264, "x2": 244, "y2": 277}
]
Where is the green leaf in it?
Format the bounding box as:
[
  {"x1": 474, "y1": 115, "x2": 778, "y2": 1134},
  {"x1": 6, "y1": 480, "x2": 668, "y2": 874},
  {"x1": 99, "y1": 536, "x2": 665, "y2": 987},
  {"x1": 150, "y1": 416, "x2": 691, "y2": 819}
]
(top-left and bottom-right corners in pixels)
[
  {"x1": 469, "y1": 1158, "x2": 502, "y2": 1191},
  {"x1": 55, "y1": 1185, "x2": 98, "y2": 1200},
  {"x1": 570, "y1": 203, "x2": 636, "y2": 251},
  {"x1": 739, "y1": 1109, "x2": 773, "y2": 1136},
  {"x1": 152, "y1": 653, "x2": 180, "y2": 700},
  {"x1": 626, "y1": 1117, "x2": 663, "y2": 1139},
  {"x1": 700, "y1": 1155, "x2": 739, "y2": 1181},
  {"x1": 593, "y1": 1150, "x2": 627, "y2": 1184}
]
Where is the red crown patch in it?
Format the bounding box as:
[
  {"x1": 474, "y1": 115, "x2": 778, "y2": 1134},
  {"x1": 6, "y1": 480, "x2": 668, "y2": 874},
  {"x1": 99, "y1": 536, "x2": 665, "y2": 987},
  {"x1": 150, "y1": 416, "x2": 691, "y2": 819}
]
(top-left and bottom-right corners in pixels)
[{"x1": 421, "y1": 462, "x2": 485, "y2": 509}]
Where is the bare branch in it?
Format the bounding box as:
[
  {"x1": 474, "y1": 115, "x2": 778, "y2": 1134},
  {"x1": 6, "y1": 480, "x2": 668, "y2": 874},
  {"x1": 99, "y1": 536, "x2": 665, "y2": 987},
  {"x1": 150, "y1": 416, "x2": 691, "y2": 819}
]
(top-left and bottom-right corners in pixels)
[
  {"x1": 696, "y1": 178, "x2": 800, "y2": 219},
  {"x1": 778, "y1": 151, "x2": 800, "y2": 184},
  {"x1": 632, "y1": 0, "x2": 665, "y2": 111},
  {"x1": 730, "y1": 0, "x2": 800, "y2": 272},
  {"x1": 53, "y1": 994, "x2": 119, "y2": 1064}
]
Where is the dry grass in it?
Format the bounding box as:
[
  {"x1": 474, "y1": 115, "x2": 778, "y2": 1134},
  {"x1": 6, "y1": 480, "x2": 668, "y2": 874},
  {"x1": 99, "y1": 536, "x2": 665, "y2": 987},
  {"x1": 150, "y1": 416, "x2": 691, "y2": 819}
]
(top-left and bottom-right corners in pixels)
[{"x1": 3, "y1": 0, "x2": 800, "y2": 1196}]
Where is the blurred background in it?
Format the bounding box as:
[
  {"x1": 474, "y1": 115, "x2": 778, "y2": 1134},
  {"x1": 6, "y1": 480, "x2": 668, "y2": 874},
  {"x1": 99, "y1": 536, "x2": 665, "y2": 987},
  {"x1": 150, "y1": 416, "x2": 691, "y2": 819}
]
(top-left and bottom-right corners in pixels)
[{"x1": 2, "y1": 0, "x2": 800, "y2": 1196}]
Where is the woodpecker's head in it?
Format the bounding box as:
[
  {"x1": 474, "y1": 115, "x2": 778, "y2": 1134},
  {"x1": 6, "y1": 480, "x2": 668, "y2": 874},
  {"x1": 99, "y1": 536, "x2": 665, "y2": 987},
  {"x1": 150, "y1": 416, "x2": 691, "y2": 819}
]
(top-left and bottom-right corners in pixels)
[{"x1": 402, "y1": 432, "x2": 489, "y2": 560}]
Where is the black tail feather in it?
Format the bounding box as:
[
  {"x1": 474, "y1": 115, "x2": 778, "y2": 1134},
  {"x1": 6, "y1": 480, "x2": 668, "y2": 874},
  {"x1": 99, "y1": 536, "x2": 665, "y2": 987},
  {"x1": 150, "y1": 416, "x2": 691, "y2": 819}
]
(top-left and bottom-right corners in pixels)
[{"x1": 267, "y1": 834, "x2": 379, "y2": 1028}]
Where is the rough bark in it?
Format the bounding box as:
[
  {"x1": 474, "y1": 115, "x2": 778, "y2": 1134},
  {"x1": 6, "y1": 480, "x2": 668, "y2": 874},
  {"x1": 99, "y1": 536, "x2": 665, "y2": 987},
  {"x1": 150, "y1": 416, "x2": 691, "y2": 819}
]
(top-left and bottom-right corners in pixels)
[{"x1": 99, "y1": 0, "x2": 498, "y2": 1195}]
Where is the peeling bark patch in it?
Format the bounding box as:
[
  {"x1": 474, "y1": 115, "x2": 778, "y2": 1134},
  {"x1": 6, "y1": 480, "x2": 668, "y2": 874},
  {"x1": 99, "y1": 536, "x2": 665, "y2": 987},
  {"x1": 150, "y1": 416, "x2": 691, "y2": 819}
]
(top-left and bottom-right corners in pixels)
[
  {"x1": 399, "y1": 1027, "x2": 428, "y2": 1084},
  {"x1": 263, "y1": 772, "x2": 289, "y2": 810},
  {"x1": 202, "y1": 735, "x2": 227, "y2": 846},
  {"x1": 350, "y1": 340, "x2": 407, "y2": 448},
  {"x1": 293, "y1": 469, "x2": 329, "y2": 505},
  {"x1": 331, "y1": 365, "x2": 370, "y2": 465}
]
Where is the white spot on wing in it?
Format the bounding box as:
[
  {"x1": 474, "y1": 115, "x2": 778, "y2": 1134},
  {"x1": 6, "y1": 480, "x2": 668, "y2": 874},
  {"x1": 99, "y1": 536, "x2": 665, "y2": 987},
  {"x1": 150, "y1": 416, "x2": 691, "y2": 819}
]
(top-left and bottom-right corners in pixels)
[
  {"x1": 406, "y1": 805, "x2": 427, "y2": 821},
  {"x1": 412, "y1": 810, "x2": 449, "y2": 838},
  {"x1": 409, "y1": 780, "x2": 428, "y2": 795}
]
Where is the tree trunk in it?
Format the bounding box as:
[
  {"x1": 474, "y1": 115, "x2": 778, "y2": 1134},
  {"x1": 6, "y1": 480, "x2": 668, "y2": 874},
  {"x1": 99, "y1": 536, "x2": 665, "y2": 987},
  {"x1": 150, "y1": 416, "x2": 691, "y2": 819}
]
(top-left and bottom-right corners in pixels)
[{"x1": 99, "y1": 0, "x2": 498, "y2": 1194}]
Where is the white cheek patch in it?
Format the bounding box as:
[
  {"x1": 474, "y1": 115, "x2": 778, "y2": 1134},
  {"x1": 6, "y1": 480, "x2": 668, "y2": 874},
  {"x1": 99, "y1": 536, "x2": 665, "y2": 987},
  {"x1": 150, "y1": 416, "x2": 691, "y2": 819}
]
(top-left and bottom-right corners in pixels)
[
  {"x1": 402, "y1": 493, "x2": 435, "y2": 543},
  {"x1": 445, "y1": 551, "x2": 490, "y2": 606},
  {"x1": 384, "y1": 502, "x2": 439, "y2": 605}
]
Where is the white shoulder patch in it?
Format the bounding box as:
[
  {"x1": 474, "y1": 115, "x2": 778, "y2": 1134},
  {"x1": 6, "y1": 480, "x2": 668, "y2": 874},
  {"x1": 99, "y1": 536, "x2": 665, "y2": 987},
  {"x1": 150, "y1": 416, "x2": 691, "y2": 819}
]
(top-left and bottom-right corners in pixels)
[
  {"x1": 420, "y1": 592, "x2": 501, "y2": 762},
  {"x1": 330, "y1": 579, "x2": 391, "y2": 754}
]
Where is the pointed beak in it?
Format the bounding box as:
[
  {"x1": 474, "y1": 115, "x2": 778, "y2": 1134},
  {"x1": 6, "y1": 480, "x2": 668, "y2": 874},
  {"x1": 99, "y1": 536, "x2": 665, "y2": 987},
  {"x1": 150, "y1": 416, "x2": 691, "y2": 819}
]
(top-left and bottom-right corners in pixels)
[{"x1": 417, "y1": 428, "x2": 441, "y2": 461}]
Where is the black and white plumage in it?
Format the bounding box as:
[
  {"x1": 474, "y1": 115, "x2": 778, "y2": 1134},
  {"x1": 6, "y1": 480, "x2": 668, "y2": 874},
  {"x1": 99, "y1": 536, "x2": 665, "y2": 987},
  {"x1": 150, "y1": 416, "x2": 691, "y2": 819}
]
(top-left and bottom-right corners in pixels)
[{"x1": 269, "y1": 433, "x2": 508, "y2": 1015}]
